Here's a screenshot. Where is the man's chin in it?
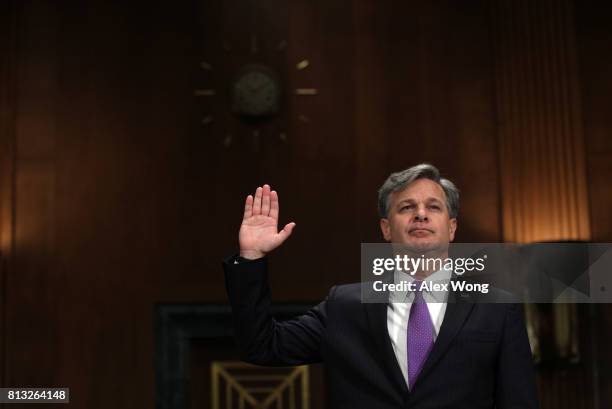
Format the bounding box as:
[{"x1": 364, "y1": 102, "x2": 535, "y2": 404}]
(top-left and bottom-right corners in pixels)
[{"x1": 395, "y1": 240, "x2": 445, "y2": 255}]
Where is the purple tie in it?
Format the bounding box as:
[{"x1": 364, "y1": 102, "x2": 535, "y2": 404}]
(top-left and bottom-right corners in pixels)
[{"x1": 407, "y1": 281, "x2": 434, "y2": 388}]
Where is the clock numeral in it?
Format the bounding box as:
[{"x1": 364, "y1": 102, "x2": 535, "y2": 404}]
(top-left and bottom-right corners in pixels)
[
  {"x1": 295, "y1": 88, "x2": 318, "y2": 96},
  {"x1": 194, "y1": 89, "x2": 216, "y2": 97}
]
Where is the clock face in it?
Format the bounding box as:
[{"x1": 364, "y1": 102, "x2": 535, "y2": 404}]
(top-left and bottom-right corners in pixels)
[{"x1": 232, "y1": 65, "x2": 281, "y2": 119}]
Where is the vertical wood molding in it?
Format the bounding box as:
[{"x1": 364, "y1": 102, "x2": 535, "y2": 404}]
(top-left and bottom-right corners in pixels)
[
  {"x1": 493, "y1": 0, "x2": 591, "y2": 243},
  {"x1": 0, "y1": 0, "x2": 18, "y2": 389},
  {"x1": 9, "y1": 0, "x2": 60, "y2": 388}
]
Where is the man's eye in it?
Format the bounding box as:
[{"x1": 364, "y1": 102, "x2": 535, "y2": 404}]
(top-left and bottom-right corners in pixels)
[
  {"x1": 429, "y1": 205, "x2": 440, "y2": 210},
  {"x1": 400, "y1": 205, "x2": 414, "y2": 211}
]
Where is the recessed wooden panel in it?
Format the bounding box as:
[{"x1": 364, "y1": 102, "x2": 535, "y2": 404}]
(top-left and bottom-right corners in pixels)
[{"x1": 575, "y1": 2, "x2": 612, "y2": 408}]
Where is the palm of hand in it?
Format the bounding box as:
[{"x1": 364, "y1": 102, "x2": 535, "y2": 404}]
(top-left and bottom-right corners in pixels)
[
  {"x1": 240, "y1": 215, "x2": 281, "y2": 253},
  {"x1": 238, "y1": 185, "x2": 295, "y2": 259}
]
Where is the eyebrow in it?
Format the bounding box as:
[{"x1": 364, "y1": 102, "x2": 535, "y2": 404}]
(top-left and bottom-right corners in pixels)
[{"x1": 397, "y1": 198, "x2": 443, "y2": 205}]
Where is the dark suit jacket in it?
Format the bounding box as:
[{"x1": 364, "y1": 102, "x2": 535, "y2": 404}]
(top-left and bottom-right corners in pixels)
[{"x1": 223, "y1": 256, "x2": 538, "y2": 409}]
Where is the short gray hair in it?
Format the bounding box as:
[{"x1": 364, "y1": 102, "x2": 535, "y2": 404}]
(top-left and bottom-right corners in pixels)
[{"x1": 377, "y1": 164, "x2": 460, "y2": 219}]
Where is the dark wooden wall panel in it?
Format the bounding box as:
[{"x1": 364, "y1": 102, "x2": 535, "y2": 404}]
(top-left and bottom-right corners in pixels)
[
  {"x1": 352, "y1": 0, "x2": 393, "y2": 249},
  {"x1": 0, "y1": 0, "x2": 17, "y2": 389},
  {"x1": 9, "y1": 0, "x2": 62, "y2": 392},
  {"x1": 383, "y1": 1, "x2": 501, "y2": 242},
  {"x1": 575, "y1": 0, "x2": 612, "y2": 243},
  {"x1": 575, "y1": 1, "x2": 612, "y2": 408}
]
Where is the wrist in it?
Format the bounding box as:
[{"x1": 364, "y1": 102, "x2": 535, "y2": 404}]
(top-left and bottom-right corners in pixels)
[{"x1": 239, "y1": 250, "x2": 265, "y2": 260}]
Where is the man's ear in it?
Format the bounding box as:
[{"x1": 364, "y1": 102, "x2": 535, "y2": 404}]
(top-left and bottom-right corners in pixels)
[
  {"x1": 380, "y1": 218, "x2": 391, "y2": 242},
  {"x1": 449, "y1": 218, "x2": 457, "y2": 242}
]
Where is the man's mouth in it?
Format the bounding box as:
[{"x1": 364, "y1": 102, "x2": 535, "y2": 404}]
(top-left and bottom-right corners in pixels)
[{"x1": 409, "y1": 228, "x2": 434, "y2": 238}]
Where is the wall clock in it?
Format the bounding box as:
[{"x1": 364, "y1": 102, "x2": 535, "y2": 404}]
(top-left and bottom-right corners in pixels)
[
  {"x1": 231, "y1": 64, "x2": 281, "y2": 120},
  {"x1": 194, "y1": 33, "x2": 319, "y2": 149}
]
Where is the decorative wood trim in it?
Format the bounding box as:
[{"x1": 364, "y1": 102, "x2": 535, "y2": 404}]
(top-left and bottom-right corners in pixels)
[
  {"x1": 155, "y1": 303, "x2": 313, "y2": 409},
  {"x1": 0, "y1": 0, "x2": 18, "y2": 388}
]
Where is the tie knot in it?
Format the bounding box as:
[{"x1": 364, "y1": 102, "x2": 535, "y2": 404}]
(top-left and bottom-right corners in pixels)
[{"x1": 413, "y1": 281, "x2": 425, "y2": 302}]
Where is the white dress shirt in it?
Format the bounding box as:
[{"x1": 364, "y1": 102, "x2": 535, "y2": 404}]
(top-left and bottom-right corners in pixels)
[{"x1": 387, "y1": 267, "x2": 452, "y2": 388}]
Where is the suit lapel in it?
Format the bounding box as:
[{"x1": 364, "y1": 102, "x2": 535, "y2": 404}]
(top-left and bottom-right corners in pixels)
[
  {"x1": 362, "y1": 273, "x2": 475, "y2": 394},
  {"x1": 412, "y1": 290, "x2": 475, "y2": 389},
  {"x1": 364, "y1": 300, "x2": 410, "y2": 395}
]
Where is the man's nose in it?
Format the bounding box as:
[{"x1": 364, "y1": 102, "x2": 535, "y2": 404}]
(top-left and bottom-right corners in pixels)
[{"x1": 414, "y1": 206, "x2": 428, "y2": 222}]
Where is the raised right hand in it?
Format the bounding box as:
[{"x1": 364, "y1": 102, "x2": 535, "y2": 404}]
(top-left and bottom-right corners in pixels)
[{"x1": 239, "y1": 184, "x2": 296, "y2": 260}]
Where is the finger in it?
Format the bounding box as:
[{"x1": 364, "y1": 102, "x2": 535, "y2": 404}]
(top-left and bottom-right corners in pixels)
[
  {"x1": 243, "y1": 195, "x2": 253, "y2": 221},
  {"x1": 276, "y1": 222, "x2": 296, "y2": 243},
  {"x1": 269, "y1": 190, "x2": 279, "y2": 222},
  {"x1": 261, "y1": 184, "x2": 271, "y2": 216},
  {"x1": 253, "y1": 186, "x2": 262, "y2": 215}
]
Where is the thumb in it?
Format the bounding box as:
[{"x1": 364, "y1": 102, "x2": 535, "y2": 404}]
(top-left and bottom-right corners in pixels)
[{"x1": 276, "y1": 222, "x2": 296, "y2": 243}]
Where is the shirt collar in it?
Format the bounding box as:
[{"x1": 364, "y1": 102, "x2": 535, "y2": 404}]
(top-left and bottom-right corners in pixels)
[{"x1": 390, "y1": 266, "x2": 452, "y2": 303}]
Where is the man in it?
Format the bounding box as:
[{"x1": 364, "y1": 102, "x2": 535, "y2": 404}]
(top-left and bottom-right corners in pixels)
[{"x1": 223, "y1": 164, "x2": 538, "y2": 408}]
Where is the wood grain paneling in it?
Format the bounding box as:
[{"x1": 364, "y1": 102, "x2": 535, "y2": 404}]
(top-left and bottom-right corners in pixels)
[
  {"x1": 0, "y1": 0, "x2": 17, "y2": 392},
  {"x1": 493, "y1": 0, "x2": 591, "y2": 243},
  {"x1": 575, "y1": 1, "x2": 612, "y2": 408},
  {"x1": 353, "y1": 0, "x2": 501, "y2": 244},
  {"x1": 9, "y1": 0, "x2": 62, "y2": 392}
]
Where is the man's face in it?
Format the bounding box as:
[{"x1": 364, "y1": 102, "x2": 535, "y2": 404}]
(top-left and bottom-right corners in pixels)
[{"x1": 379, "y1": 178, "x2": 457, "y2": 253}]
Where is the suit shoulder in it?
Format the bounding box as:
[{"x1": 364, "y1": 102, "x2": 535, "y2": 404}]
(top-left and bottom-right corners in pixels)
[
  {"x1": 329, "y1": 282, "x2": 363, "y2": 303},
  {"x1": 464, "y1": 284, "x2": 521, "y2": 304}
]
